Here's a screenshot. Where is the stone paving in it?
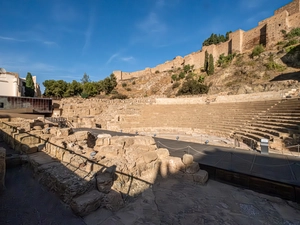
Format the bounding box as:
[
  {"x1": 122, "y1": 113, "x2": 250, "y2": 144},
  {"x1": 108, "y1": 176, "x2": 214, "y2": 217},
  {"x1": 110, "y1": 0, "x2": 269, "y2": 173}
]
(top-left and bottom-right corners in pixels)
[{"x1": 84, "y1": 176, "x2": 300, "y2": 225}]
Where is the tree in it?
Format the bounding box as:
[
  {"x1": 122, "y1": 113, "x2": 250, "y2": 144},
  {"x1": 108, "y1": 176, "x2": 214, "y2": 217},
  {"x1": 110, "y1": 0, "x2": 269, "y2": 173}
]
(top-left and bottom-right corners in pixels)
[
  {"x1": 207, "y1": 54, "x2": 214, "y2": 75},
  {"x1": 42, "y1": 80, "x2": 67, "y2": 97},
  {"x1": 64, "y1": 80, "x2": 82, "y2": 97},
  {"x1": 81, "y1": 73, "x2": 91, "y2": 84},
  {"x1": 204, "y1": 51, "x2": 209, "y2": 72},
  {"x1": 25, "y1": 72, "x2": 35, "y2": 97}
]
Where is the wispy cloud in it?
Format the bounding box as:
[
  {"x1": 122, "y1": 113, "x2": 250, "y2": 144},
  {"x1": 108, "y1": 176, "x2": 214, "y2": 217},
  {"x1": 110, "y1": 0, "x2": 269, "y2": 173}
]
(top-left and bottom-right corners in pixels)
[
  {"x1": 106, "y1": 53, "x2": 120, "y2": 64},
  {"x1": 137, "y1": 12, "x2": 167, "y2": 35},
  {"x1": 0, "y1": 36, "x2": 25, "y2": 42},
  {"x1": 121, "y1": 56, "x2": 135, "y2": 62},
  {"x1": 82, "y1": 8, "x2": 96, "y2": 54}
]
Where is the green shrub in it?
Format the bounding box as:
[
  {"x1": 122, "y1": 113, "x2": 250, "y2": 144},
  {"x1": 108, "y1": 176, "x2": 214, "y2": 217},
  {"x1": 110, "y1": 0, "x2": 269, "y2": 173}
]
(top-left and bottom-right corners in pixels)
[
  {"x1": 172, "y1": 82, "x2": 180, "y2": 89},
  {"x1": 155, "y1": 70, "x2": 160, "y2": 74},
  {"x1": 252, "y1": 44, "x2": 264, "y2": 57},
  {"x1": 183, "y1": 64, "x2": 191, "y2": 73},
  {"x1": 110, "y1": 93, "x2": 128, "y2": 99},
  {"x1": 132, "y1": 81, "x2": 136, "y2": 85},
  {"x1": 171, "y1": 74, "x2": 178, "y2": 81},
  {"x1": 286, "y1": 27, "x2": 300, "y2": 39},
  {"x1": 176, "y1": 80, "x2": 209, "y2": 96},
  {"x1": 284, "y1": 39, "x2": 298, "y2": 47},
  {"x1": 122, "y1": 83, "x2": 127, "y2": 87},
  {"x1": 179, "y1": 72, "x2": 185, "y2": 79},
  {"x1": 217, "y1": 53, "x2": 236, "y2": 67},
  {"x1": 81, "y1": 92, "x2": 89, "y2": 98},
  {"x1": 265, "y1": 61, "x2": 286, "y2": 71},
  {"x1": 126, "y1": 88, "x2": 132, "y2": 91}
]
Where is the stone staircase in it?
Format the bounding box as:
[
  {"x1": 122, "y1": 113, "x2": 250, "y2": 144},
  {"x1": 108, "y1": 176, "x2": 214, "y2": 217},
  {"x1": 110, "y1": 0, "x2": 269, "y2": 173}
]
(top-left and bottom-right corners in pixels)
[{"x1": 118, "y1": 98, "x2": 300, "y2": 152}]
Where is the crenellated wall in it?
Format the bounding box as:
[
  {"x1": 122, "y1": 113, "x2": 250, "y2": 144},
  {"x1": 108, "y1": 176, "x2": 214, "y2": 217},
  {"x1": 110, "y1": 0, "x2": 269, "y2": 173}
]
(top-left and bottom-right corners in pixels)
[{"x1": 114, "y1": 0, "x2": 300, "y2": 81}]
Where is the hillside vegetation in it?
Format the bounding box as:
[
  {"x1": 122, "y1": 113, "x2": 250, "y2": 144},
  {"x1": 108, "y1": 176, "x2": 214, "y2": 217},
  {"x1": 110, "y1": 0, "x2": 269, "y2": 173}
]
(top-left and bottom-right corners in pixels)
[{"x1": 115, "y1": 28, "x2": 300, "y2": 98}]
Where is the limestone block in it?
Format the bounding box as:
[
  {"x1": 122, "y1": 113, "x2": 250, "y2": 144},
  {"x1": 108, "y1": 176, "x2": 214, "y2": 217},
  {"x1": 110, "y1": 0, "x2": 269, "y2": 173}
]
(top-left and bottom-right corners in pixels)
[
  {"x1": 33, "y1": 125, "x2": 43, "y2": 130},
  {"x1": 159, "y1": 160, "x2": 168, "y2": 178},
  {"x1": 185, "y1": 162, "x2": 200, "y2": 174},
  {"x1": 96, "y1": 172, "x2": 114, "y2": 193},
  {"x1": 21, "y1": 144, "x2": 38, "y2": 154},
  {"x1": 86, "y1": 161, "x2": 93, "y2": 173},
  {"x1": 193, "y1": 170, "x2": 208, "y2": 184},
  {"x1": 182, "y1": 154, "x2": 194, "y2": 166},
  {"x1": 70, "y1": 155, "x2": 87, "y2": 168},
  {"x1": 143, "y1": 152, "x2": 158, "y2": 164},
  {"x1": 97, "y1": 134, "x2": 112, "y2": 138},
  {"x1": 95, "y1": 137, "x2": 111, "y2": 146},
  {"x1": 55, "y1": 147, "x2": 65, "y2": 160},
  {"x1": 57, "y1": 128, "x2": 73, "y2": 137},
  {"x1": 0, "y1": 147, "x2": 5, "y2": 191},
  {"x1": 49, "y1": 127, "x2": 58, "y2": 135},
  {"x1": 102, "y1": 191, "x2": 124, "y2": 212},
  {"x1": 70, "y1": 190, "x2": 104, "y2": 217},
  {"x1": 62, "y1": 151, "x2": 74, "y2": 164},
  {"x1": 96, "y1": 145, "x2": 120, "y2": 157},
  {"x1": 93, "y1": 163, "x2": 104, "y2": 173},
  {"x1": 66, "y1": 134, "x2": 77, "y2": 143},
  {"x1": 132, "y1": 136, "x2": 156, "y2": 146},
  {"x1": 156, "y1": 148, "x2": 169, "y2": 159},
  {"x1": 74, "y1": 131, "x2": 96, "y2": 148},
  {"x1": 167, "y1": 156, "x2": 185, "y2": 174}
]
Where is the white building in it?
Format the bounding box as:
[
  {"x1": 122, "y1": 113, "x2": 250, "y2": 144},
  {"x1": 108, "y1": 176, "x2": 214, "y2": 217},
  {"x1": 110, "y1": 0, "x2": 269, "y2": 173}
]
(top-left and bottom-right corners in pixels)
[{"x1": 0, "y1": 68, "x2": 41, "y2": 97}]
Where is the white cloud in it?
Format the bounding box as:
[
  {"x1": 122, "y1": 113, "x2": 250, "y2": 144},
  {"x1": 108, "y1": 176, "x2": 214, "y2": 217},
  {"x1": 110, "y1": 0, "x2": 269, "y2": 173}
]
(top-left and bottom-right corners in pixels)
[
  {"x1": 82, "y1": 8, "x2": 96, "y2": 54},
  {"x1": 121, "y1": 56, "x2": 135, "y2": 62},
  {"x1": 106, "y1": 53, "x2": 120, "y2": 64},
  {"x1": 137, "y1": 12, "x2": 167, "y2": 34},
  {"x1": 0, "y1": 36, "x2": 25, "y2": 42}
]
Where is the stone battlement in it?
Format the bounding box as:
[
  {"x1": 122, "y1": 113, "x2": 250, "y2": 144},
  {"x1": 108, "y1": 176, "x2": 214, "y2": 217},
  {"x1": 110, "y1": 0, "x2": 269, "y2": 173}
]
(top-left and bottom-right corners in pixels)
[{"x1": 114, "y1": 0, "x2": 300, "y2": 81}]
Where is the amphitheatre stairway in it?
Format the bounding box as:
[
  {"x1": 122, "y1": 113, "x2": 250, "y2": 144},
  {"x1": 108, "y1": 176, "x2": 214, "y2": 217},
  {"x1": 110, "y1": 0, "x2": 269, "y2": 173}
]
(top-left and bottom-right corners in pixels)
[{"x1": 117, "y1": 98, "x2": 300, "y2": 152}]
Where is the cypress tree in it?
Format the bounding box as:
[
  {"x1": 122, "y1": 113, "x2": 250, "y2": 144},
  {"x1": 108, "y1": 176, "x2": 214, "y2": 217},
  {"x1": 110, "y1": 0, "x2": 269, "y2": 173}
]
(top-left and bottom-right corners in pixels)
[
  {"x1": 25, "y1": 72, "x2": 35, "y2": 97},
  {"x1": 204, "y1": 50, "x2": 209, "y2": 72},
  {"x1": 208, "y1": 54, "x2": 215, "y2": 75}
]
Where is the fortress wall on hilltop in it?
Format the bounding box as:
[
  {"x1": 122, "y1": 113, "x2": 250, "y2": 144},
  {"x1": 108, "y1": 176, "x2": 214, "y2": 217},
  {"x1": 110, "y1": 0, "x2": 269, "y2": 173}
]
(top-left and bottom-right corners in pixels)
[
  {"x1": 288, "y1": 12, "x2": 300, "y2": 27},
  {"x1": 275, "y1": 0, "x2": 300, "y2": 16},
  {"x1": 114, "y1": 0, "x2": 300, "y2": 81}
]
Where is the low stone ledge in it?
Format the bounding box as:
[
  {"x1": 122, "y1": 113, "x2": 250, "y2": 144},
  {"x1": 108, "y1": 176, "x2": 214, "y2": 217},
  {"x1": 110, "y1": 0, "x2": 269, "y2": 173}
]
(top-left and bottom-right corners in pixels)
[{"x1": 0, "y1": 147, "x2": 5, "y2": 191}]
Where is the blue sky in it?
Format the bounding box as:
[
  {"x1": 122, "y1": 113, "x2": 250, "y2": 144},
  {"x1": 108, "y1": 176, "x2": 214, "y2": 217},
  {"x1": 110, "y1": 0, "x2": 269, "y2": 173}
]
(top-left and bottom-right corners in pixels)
[{"x1": 0, "y1": 0, "x2": 292, "y2": 92}]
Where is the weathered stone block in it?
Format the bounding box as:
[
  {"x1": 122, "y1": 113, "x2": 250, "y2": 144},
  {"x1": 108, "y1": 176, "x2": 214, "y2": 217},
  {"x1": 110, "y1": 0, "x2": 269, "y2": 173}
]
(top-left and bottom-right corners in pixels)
[
  {"x1": 182, "y1": 154, "x2": 194, "y2": 166},
  {"x1": 70, "y1": 190, "x2": 104, "y2": 216},
  {"x1": 57, "y1": 128, "x2": 73, "y2": 137},
  {"x1": 156, "y1": 148, "x2": 169, "y2": 159},
  {"x1": 143, "y1": 151, "x2": 158, "y2": 163},
  {"x1": 185, "y1": 162, "x2": 200, "y2": 174},
  {"x1": 193, "y1": 170, "x2": 208, "y2": 184},
  {"x1": 168, "y1": 156, "x2": 185, "y2": 174},
  {"x1": 71, "y1": 190, "x2": 104, "y2": 217},
  {"x1": 21, "y1": 144, "x2": 38, "y2": 154},
  {"x1": 95, "y1": 137, "x2": 111, "y2": 146},
  {"x1": 102, "y1": 191, "x2": 124, "y2": 212},
  {"x1": 96, "y1": 172, "x2": 113, "y2": 193}
]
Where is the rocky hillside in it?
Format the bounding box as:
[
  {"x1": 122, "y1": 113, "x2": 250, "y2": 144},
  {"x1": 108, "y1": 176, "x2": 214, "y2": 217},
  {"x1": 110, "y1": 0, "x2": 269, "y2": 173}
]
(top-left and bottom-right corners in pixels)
[{"x1": 114, "y1": 35, "x2": 300, "y2": 98}]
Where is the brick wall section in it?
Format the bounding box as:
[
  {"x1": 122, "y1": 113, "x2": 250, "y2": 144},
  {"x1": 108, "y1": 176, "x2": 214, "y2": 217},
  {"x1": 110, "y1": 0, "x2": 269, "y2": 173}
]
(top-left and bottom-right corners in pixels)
[{"x1": 114, "y1": 0, "x2": 300, "y2": 81}]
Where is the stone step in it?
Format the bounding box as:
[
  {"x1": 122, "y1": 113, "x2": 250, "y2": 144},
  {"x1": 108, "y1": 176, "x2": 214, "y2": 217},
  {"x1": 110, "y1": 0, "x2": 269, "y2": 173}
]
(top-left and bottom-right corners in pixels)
[{"x1": 28, "y1": 152, "x2": 95, "y2": 204}]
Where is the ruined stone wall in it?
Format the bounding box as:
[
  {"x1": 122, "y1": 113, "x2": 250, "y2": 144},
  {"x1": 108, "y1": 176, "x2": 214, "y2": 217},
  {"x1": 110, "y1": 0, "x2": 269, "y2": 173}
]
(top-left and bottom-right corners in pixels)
[
  {"x1": 275, "y1": 0, "x2": 300, "y2": 16},
  {"x1": 288, "y1": 11, "x2": 300, "y2": 27},
  {"x1": 266, "y1": 11, "x2": 290, "y2": 47},
  {"x1": 243, "y1": 24, "x2": 267, "y2": 51},
  {"x1": 114, "y1": 0, "x2": 300, "y2": 81},
  {"x1": 229, "y1": 30, "x2": 244, "y2": 53}
]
